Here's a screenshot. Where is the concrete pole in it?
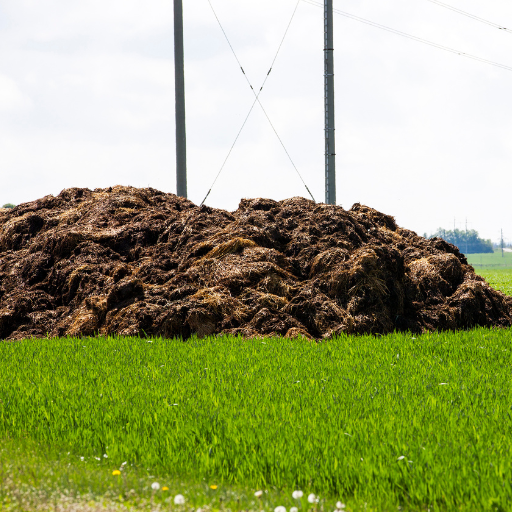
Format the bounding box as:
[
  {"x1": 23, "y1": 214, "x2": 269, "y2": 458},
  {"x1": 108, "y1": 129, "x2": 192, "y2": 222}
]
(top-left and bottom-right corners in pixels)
[
  {"x1": 174, "y1": 0, "x2": 187, "y2": 198},
  {"x1": 324, "y1": 0, "x2": 336, "y2": 205}
]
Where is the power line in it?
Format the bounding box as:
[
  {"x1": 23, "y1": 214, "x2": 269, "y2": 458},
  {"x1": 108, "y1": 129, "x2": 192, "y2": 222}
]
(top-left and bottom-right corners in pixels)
[
  {"x1": 201, "y1": 0, "x2": 315, "y2": 206},
  {"x1": 425, "y1": 0, "x2": 511, "y2": 34},
  {"x1": 302, "y1": 0, "x2": 512, "y2": 73}
]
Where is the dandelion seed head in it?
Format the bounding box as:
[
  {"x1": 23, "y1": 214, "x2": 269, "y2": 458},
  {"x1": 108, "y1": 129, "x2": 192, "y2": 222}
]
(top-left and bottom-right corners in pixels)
[
  {"x1": 174, "y1": 494, "x2": 185, "y2": 505},
  {"x1": 397, "y1": 455, "x2": 405, "y2": 461},
  {"x1": 254, "y1": 490, "x2": 263, "y2": 498},
  {"x1": 274, "y1": 506, "x2": 286, "y2": 512},
  {"x1": 292, "y1": 490, "x2": 303, "y2": 499},
  {"x1": 336, "y1": 502, "x2": 346, "y2": 509},
  {"x1": 290, "y1": 507, "x2": 298, "y2": 512},
  {"x1": 151, "y1": 482, "x2": 160, "y2": 490},
  {"x1": 308, "y1": 493, "x2": 317, "y2": 503}
]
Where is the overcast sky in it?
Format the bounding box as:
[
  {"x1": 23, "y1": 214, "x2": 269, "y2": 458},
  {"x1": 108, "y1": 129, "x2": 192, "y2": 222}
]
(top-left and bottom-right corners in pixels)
[{"x1": 1, "y1": 0, "x2": 511, "y2": 243}]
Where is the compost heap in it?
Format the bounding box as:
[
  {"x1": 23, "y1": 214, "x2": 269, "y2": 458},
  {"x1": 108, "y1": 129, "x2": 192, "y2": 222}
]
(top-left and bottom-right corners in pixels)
[{"x1": 0, "y1": 186, "x2": 511, "y2": 340}]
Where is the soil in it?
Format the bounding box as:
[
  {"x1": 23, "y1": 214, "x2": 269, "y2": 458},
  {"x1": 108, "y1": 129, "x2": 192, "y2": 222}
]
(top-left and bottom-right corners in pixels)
[{"x1": 0, "y1": 185, "x2": 511, "y2": 340}]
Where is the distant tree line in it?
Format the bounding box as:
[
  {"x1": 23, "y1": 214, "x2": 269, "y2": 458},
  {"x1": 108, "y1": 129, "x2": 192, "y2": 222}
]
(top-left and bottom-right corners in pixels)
[
  {"x1": 429, "y1": 228, "x2": 493, "y2": 254},
  {"x1": 2, "y1": 203, "x2": 15, "y2": 209}
]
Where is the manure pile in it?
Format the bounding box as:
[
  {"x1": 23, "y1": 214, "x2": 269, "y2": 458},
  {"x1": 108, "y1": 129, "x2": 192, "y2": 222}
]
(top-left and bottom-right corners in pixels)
[{"x1": 1, "y1": 186, "x2": 511, "y2": 340}]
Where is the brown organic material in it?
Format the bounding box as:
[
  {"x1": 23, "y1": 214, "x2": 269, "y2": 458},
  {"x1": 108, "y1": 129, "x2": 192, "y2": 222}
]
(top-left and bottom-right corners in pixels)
[{"x1": 0, "y1": 186, "x2": 511, "y2": 340}]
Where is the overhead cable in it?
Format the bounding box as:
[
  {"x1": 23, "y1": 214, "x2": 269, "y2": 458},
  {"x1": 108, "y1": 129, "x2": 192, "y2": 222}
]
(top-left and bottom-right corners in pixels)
[
  {"x1": 426, "y1": 0, "x2": 511, "y2": 34},
  {"x1": 201, "y1": 0, "x2": 315, "y2": 206},
  {"x1": 302, "y1": 0, "x2": 512, "y2": 73}
]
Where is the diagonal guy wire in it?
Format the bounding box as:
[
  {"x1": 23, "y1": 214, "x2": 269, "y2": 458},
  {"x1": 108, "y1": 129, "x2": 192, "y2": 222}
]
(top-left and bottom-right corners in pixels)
[{"x1": 201, "y1": 0, "x2": 315, "y2": 206}]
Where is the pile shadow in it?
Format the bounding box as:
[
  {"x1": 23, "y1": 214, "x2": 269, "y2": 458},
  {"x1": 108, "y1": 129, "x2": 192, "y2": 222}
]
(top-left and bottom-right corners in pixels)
[{"x1": 1, "y1": 186, "x2": 511, "y2": 340}]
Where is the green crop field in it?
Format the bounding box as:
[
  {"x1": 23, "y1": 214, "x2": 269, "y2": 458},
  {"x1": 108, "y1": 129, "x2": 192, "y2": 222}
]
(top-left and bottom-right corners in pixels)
[
  {"x1": 2, "y1": 330, "x2": 512, "y2": 511},
  {"x1": 477, "y1": 268, "x2": 512, "y2": 297},
  {"x1": 466, "y1": 251, "x2": 512, "y2": 269}
]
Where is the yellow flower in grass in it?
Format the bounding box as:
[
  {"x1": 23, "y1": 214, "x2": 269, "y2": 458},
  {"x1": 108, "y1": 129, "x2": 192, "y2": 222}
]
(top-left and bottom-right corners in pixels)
[
  {"x1": 162, "y1": 487, "x2": 169, "y2": 491},
  {"x1": 209, "y1": 485, "x2": 218, "y2": 490},
  {"x1": 112, "y1": 470, "x2": 121, "y2": 476}
]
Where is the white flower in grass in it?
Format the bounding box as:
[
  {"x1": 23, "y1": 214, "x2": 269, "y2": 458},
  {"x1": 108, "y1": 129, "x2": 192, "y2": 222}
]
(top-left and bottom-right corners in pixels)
[
  {"x1": 397, "y1": 456, "x2": 405, "y2": 461},
  {"x1": 151, "y1": 482, "x2": 160, "y2": 490},
  {"x1": 292, "y1": 490, "x2": 303, "y2": 499},
  {"x1": 254, "y1": 490, "x2": 263, "y2": 498},
  {"x1": 336, "y1": 502, "x2": 346, "y2": 509},
  {"x1": 174, "y1": 494, "x2": 185, "y2": 505},
  {"x1": 290, "y1": 507, "x2": 298, "y2": 512},
  {"x1": 308, "y1": 493, "x2": 318, "y2": 503},
  {"x1": 274, "y1": 507, "x2": 286, "y2": 512}
]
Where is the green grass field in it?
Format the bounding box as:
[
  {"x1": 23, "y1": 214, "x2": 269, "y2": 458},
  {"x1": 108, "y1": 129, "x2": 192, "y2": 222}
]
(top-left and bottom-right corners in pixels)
[
  {"x1": 466, "y1": 251, "x2": 512, "y2": 269},
  {"x1": 477, "y1": 268, "x2": 512, "y2": 297},
  {"x1": 2, "y1": 328, "x2": 512, "y2": 511}
]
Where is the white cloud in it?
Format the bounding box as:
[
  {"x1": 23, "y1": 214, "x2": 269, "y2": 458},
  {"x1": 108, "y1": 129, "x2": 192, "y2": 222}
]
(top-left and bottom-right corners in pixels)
[{"x1": 0, "y1": 74, "x2": 32, "y2": 111}]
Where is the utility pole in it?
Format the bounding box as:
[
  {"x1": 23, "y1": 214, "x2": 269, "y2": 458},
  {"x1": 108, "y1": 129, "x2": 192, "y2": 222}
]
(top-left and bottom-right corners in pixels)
[
  {"x1": 174, "y1": 0, "x2": 187, "y2": 198},
  {"x1": 324, "y1": 0, "x2": 336, "y2": 205}
]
